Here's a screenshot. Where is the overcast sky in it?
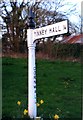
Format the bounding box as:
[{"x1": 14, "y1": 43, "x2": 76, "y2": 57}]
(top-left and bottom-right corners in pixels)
[{"x1": 59, "y1": 0, "x2": 82, "y2": 23}]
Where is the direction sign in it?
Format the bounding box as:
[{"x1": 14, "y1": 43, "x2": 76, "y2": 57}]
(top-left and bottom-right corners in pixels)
[{"x1": 34, "y1": 20, "x2": 68, "y2": 40}]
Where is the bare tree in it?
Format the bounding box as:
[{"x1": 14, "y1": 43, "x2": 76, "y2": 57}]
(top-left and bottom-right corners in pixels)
[{"x1": 1, "y1": 1, "x2": 28, "y2": 53}]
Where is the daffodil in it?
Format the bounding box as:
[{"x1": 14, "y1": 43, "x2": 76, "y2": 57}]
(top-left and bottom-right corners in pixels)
[
  {"x1": 17, "y1": 101, "x2": 21, "y2": 106},
  {"x1": 54, "y1": 114, "x2": 59, "y2": 120},
  {"x1": 23, "y1": 109, "x2": 28, "y2": 115},
  {"x1": 40, "y1": 100, "x2": 44, "y2": 104},
  {"x1": 37, "y1": 103, "x2": 40, "y2": 107}
]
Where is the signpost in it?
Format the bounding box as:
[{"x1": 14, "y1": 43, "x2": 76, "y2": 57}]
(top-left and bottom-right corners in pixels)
[
  {"x1": 27, "y1": 9, "x2": 68, "y2": 119},
  {"x1": 27, "y1": 9, "x2": 37, "y2": 119},
  {"x1": 34, "y1": 20, "x2": 68, "y2": 40}
]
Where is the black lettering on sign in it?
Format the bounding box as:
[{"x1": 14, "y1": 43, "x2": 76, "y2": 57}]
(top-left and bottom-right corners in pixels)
[
  {"x1": 34, "y1": 32, "x2": 36, "y2": 36},
  {"x1": 39, "y1": 30, "x2": 42, "y2": 35},
  {"x1": 53, "y1": 27, "x2": 55, "y2": 32},
  {"x1": 37, "y1": 31, "x2": 39, "y2": 36},
  {"x1": 63, "y1": 25, "x2": 66, "y2": 30},
  {"x1": 58, "y1": 26, "x2": 61, "y2": 31},
  {"x1": 42, "y1": 30, "x2": 44, "y2": 35},
  {"x1": 34, "y1": 76, "x2": 36, "y2": 79},
  {"x1": 34, "y1": 90, "x2": 36, "y2": 93},
  {"x1": 33, "y1": 67, "x2": 36, "y2": 95},
  {"x1": 49, "y1": 27, "x2": 59, "y2": 33},
  {"x1": 55, "y1": 27, "x2": 57, "y2": 32},
  {"x1": 45, "y1": 29, "x2": 47, "y2": 34},
  {"x1": 49, "y1": 28, "x2": 52, "y2": 32},
  {"x1": 34, "y1": 85, "x2": 36, "y2": 88},
  {"x1": 35, "y1": 29, "x2": 47, "y2": 36},
  {"x1": 34, "y1": 81, "x2": 36, "y2": 84}
]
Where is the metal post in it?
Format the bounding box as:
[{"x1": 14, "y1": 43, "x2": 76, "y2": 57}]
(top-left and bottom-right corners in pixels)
[{"x1": 27, "y1": 8, "x2": 37, "y2": 119}]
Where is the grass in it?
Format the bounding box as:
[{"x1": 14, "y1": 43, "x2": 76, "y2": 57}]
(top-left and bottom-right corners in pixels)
[{"x1": 2, "y1": 57, "x2": 82, "y2": 119}]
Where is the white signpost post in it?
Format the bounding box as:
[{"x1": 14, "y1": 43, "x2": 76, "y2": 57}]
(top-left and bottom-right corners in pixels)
[{"x1": 27, "y1": 9, "x2": 68, "y2": 119}]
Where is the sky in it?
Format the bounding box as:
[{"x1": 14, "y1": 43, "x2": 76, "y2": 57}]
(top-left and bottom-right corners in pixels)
[
  {"x1": 59, "y1": 0, "x2": 82, "y2": 24},
  {"x1": 65, "y1": 0, "x2": 82, "y2": 16}
]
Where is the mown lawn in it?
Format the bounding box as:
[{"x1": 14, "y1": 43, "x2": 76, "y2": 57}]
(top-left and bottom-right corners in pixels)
[{"x1": 2, "y1": 57, "x2": 82, "y2": 119}]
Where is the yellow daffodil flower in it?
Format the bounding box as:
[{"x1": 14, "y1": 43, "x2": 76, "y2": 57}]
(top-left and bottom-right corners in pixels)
[
  {"x1": 23, "y1": 109, "x2": 28, "y2": 115},
  {"x1": 40, "y1": 100, "x2": 44, "y2": 104},
  {"x1": 37, "y1": 103, "x2": 40, "y2": 107},
  {"x1": 17, "y1": 101, "x2": 21, "y2": 106},
  {"x1": 54, "y1": 114, "x2": 59, "y2": 120}
]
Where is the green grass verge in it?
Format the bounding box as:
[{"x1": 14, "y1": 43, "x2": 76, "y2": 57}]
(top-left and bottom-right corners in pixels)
[{"x1": 2, "y1": 57, "x2": 82, "y2": 119}]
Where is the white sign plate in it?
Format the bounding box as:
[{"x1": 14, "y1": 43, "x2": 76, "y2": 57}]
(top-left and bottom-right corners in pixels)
[{"x1": 34, "y1": 20, "x2": 68, "y2": 40}]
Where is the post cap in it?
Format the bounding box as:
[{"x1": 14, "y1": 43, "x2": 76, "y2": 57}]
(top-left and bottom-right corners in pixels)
[{"x1": 28, "y1": 8, "x2": 35, "y2": 29}]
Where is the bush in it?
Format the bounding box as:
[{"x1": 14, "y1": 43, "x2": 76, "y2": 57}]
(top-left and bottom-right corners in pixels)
[{"x1": 36, "y1": 42, "x2": 82, "y2": 59}]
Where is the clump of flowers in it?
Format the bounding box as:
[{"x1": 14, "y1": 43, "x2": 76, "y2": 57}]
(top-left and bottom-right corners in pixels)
[
  {"x1": 16, "y1": 99, "x2": 60, "y2": 120},
  {"x1": 40, "y1": 100, "x2": 44, "y2": 104},
  {"x1": 37, "y1": 103, "x2": 40, "y2": 107},
  {"x1": 23, "y1": 109, "x2": 28, "y2": 115},
  {"x1": 17, "y1": 101, "x2": 21, "y2": 106},
  {"x1": 36, "y1": 99, "x2": 45, "y2": 118},
  {"x1": 54, "y1": 114, "x2": 59, "y2": 120},
  {"x1": 37, "y1": 99, "x2": 44, "y2": 107},
  {"x1": 16, "y1": 100, "x2": 29, "y2": 118}
]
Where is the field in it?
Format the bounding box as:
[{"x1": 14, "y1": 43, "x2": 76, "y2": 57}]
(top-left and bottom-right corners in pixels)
[{"x1": 2, "y1": 57, "x2": 82, "y2": 119}]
